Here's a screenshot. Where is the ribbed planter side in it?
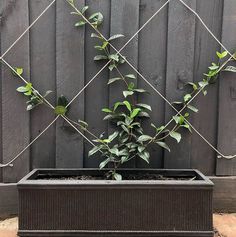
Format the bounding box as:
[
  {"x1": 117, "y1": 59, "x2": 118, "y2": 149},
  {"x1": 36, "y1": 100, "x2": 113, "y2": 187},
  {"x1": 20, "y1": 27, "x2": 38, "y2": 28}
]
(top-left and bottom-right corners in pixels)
[{"x1": 18, "y1": 169, "x2": 214, "y2": 237}]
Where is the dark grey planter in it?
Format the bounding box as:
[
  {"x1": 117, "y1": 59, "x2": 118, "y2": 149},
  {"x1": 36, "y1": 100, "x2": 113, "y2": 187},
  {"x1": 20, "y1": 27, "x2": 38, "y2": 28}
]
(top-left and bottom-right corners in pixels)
[{"x1": 17, "y1": 169, "x2": 214, "y2": 237}]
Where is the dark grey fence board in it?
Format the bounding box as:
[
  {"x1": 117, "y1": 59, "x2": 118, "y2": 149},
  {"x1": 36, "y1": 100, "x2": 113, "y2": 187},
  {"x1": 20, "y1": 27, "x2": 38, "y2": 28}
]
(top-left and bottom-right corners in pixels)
[
  {"x1": 191, "y1": 0, "x2": 223, "y2": 176},
  {"x1": 83, "y1": 0, "x2": 111, "y2": 168},
  {"x1": 217, "y1": 0, "x2": 236, "y2": 175},
  {"x1": 109, "y1": 0, "x2": 140, "y2": 168},
  {"x1": 210, "y1": 176, "x2": 236, "y2": 212},
  {"x1": 0, "y1": 1, "x2": 4, "y2": 183},
  {"x1": 0, "y1": 183, "x2": 18, "y2": 217},
  {"x1": 137, "y1": 0, "x2": 168, "y2": 168},
  {"x1": 164, "y1": 0, "x2": 196, "y2": 169},
  {"x1": 55, "y1": 0, "x2": 85, "y2": 168},
  {"x1": 29, "y1": 0, "x2": 56, "y2": 169},
  {"x1": 1, "y1": 0, "x2": 30, "y2": 182}
]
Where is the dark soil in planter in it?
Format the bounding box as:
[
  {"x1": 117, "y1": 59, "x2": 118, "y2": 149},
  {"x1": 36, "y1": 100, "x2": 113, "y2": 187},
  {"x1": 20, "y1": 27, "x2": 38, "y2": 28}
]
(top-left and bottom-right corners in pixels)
[{"x1": 35, "y1": 172, "x2": 197, "y2": 181}]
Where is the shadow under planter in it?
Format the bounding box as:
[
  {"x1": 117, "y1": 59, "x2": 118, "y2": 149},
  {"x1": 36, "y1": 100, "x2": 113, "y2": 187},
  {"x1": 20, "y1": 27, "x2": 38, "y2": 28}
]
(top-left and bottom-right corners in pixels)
[{"x1": 17, "y1": 169, "x2": 214, "y2": 237}]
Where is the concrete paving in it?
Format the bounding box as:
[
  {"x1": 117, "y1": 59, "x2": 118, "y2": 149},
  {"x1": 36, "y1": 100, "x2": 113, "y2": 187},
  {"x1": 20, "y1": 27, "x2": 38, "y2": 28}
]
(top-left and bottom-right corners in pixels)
[{"x1": 0, "y1": 214, "x2": 235, "y2": 237}]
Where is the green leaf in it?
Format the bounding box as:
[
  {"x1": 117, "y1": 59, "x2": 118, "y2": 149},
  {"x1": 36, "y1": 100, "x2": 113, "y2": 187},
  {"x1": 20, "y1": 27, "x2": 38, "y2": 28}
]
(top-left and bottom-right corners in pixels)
[
  {"x1": 216, "y1": 51, "x2": 228, "y2": 59},
  {"x1": 125, "y1": 74, "x2": 136, "y2": 79},
  {"x1": 187, "y1": 82, "x2": 198, "y2": 91},
  {"x1": 99, "y1": 158, "x2": 110, "y2": 169},
  {"x1": 13, "y1": 67, "x2": 23, "y2": 76},
  {"x1": 121, "y1": 125, "x2": 129, "y2": 133},
  {"x1": 78, "y1": 120, "x2": 88, "y2": 128},
  {"x1": 81, "y1": 5, "x2": 89, "y2": 14},
  {"x1": 128, "y1": 82, "x2": 135, "y2": 90},
  {"x1": 109, "y1": 147, "x2": 119, "y2": 156},
  {"x1": 103, "y1": 114, "x2": 114, "y2": 120},
  {"x1": 138, "y1": 146, "x2": 145, "y2": 153},
  {"x1": 54, "y1": 105, "x2": 67, "y2": 115},
  {"x1": 181, "y1": 123, "x2": 192, "y2": 132},
  {"x1": 172, "y1": 101, "x2": 183, "y2": 105},
  {"x1": 94, "y1": 45, "x2": 103, "y2": 51},
  {"x1": 187, "y1": 104, "x2": 198, "y2": 113},
  {"x1": 26, "y1": 104, "x2": 34, "y2": 111},
  {"x1": 16, "y1": 86, "x2": 28, "y2": 93},
  {"x1": 91, "y1": 33, "x2": 101, "y2": 39},
  {"x1": 121, "y1": 156, "x2": 128, "y2": 164},
  {"x1": 130, "y1": 108, "x2": 141, "y2": 118},
  {"x1": 198, "y1": 80, "x2": 208, "y2": 88},
  {"x1": 184, "y1": 94, "x2": 192, "y2": 102},
  {"x1": 173, "y1": 115, "x2": 184, "y2": 125},
  {"x1": 138, "y1": 151, "x2": 150, "y2": 163},
  {"x1": 123, "y1": 100, "x2": 132, "y2": 112},
  {"x1": 102, "y1": 41, "x2": 109, "y2": 49},
  {"x1": 224, "y1": 66, "x2": 236, "y2": 72},
  {"x1": 89, "y1": 12, "x2": 103, "y2": 25},
  {"x1": 136, "y1": 103, "x2": 152, "y2": 111},
  {"x1": 133, "y1": 88, "x2": 146, "y2": 93},
  {"x1": 170, "y1": 131, "x2": 181, "y2": 143},
  {"x1": 173, "y1": 115, "x2": 179, "y2": 124},
  {"x1": 57, "y1": 95, "x2": 68, "y2": 107},
  {"x1": 108, "y1": 64, "x2": 116, "y2": 71},
  {"x1": 75, "y1": 21, "x2": 86, "y2": 27},
  {"x1": 24, "y1": 90, "x2": 32, "y2": 96},
  {"x1": 102, "y1": 108, "x2": 112, "y2": 113},
  {"x1": 89, "y1": 146, "x2": 101, "y2": 157},
  {"x1": 208, "y1": 65, "x2": 219, "y2": 70},
  {"x1": 108, "y1": 34, "x2": 124, "y2": 41},
  {"x1": 184, "y1": 112, "x2": 190, "y2": 117},
  {"x1": 123, "y1": 90, "x2": 134, "y2": 98},
  {"x1": 113, "y1": 173, "x2": 122, "y2": 181},
  {"x1": 151, "y1": 124, "x2": 166, "y2": 133},
  {"x1": 114, "y1": 102, "x2": 122, "y2": 111},
  {"x1": 156, "y1": 141, "x2": 170, "y2": 152},
  {"x1": 44, "y1": 90, "x2": 53, "y2": 97},
  {"x1": 137, "y1": 111, "x2": 150, "y2": 118},
  {"x1": 137, "y1": 135, "x2": 152, "y2": 142},
  {"x1": 94, "y1": 55, "x2": 108, "y2": 61},
  {"x1": 109, "y1": 54, "x2": 119, "y2": 62},
  {"x1": 108, "y1": 131, "x2": 119, "y2": 142},
  {"x1": 108, "y1": 77, "x2": 121, "y2": 85}
]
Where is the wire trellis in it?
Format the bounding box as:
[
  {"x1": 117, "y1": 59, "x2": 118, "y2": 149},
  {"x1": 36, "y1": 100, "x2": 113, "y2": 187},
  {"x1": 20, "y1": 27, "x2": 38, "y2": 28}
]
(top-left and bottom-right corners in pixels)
[{"x1": 0, "y1": 0, "x2": 235, "y2": 168}]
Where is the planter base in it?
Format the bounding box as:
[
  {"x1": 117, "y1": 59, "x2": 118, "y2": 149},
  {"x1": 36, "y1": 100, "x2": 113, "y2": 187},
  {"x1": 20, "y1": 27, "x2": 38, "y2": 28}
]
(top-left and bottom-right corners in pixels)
[
  {"x1": 18, "y1": 230, "x2": 214, "y2": 237},
  {"x1": 18, "y1": 169, "x2": 214, "y2": 237}
]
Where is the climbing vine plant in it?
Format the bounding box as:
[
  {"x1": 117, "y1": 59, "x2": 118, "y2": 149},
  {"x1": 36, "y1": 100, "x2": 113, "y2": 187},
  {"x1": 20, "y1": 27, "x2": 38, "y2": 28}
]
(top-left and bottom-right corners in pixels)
[{"x1": 12, "y1": 1, "x2": 236, "y2": 180}]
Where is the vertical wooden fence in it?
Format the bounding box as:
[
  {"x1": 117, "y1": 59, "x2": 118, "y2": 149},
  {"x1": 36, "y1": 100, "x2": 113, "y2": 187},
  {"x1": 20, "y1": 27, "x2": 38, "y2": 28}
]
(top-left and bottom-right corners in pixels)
[{"x1": 0, "y1": 0, "x2": 236, "y2": 186}]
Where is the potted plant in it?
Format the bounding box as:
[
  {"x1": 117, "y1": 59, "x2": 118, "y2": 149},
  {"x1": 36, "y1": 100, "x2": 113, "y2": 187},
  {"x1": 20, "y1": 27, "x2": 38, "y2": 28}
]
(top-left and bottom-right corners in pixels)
[{"x1": 16, "y1": 1, "x2": 236, "y2": 237}]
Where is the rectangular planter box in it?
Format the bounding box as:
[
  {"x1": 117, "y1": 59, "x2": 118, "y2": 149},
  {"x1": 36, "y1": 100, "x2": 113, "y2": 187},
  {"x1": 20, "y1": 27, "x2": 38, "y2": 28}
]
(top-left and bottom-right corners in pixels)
[{"x1": 18, "y1": 169, "x2": 214, "y2": 237}]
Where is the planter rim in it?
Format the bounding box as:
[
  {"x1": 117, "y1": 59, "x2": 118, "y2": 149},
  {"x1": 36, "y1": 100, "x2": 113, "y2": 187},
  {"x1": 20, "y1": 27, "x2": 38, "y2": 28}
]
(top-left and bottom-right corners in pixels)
[{"x1": 18, "y1": 168, "x2": 214, "y2": 188}]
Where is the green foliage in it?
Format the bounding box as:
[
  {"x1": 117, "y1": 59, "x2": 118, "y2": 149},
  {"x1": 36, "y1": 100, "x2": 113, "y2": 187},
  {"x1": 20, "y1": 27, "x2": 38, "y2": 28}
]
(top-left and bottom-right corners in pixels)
[
  {"x1": 54, "y1": 95, "x2": 69, "y2": 115},
  {"x1": 13, "y1": 67, "x2": 23, "y2": 76}
]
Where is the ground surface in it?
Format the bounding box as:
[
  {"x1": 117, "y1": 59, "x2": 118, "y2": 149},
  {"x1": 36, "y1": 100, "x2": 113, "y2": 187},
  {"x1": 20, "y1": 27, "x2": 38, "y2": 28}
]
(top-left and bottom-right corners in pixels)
[{"x1": 0, "y1": 214, "x2": 235, "y2": 237}]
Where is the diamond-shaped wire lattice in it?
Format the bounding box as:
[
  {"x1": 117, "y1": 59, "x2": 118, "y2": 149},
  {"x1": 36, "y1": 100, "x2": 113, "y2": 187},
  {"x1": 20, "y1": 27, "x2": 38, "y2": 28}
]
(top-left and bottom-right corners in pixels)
[{"x1": 0, "y1": 0, "x2": 235, "y2": 168}]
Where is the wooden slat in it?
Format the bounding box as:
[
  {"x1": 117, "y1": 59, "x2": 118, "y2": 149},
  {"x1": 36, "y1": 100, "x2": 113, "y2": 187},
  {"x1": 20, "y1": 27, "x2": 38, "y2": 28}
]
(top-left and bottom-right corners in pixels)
[
  {"x1": 1, "y1": 0, "x2": 30, "y2": 182},
  {"x1": 29, "y1": 0, "x2": 56, "y2": 169},
  {"x1": 137, "y1": 0, "x2": 168, "y2": 168},
  {"x1": 0, "y1": 183, "x2": 18, "y2": 218},
  {"x1": 83, "y1": 0, "x2": 111, "y2": 168},
  {"x1": 191, "y1": 0, "x2": 223, "y2": 175},
  {"x1": 109, "y1": 0, "x2": 140, "y2": 168},
  {"x1": 210, "y1": 176, "x2": 236, "y2": 212},
  {"x1": 164, "y1": 0, "x2": 196, "y2": 169},
  {"x1": 216, "y1": 0, "x2": 236, "y2": 175},
  {"x1": 0, "y1": 1, "x2": 4, "y2": 183},
  {"x1": 56, "y1": 0, "x2": 85, "y2": 168}
]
